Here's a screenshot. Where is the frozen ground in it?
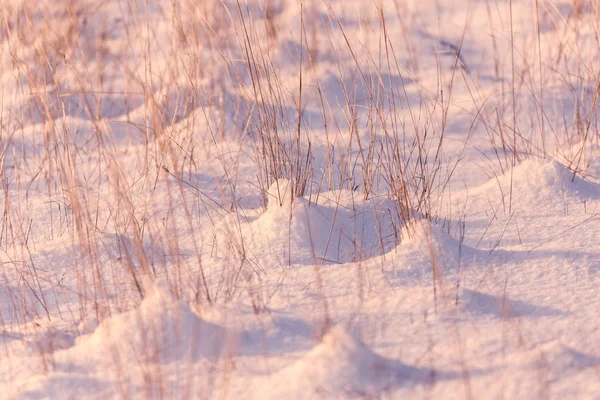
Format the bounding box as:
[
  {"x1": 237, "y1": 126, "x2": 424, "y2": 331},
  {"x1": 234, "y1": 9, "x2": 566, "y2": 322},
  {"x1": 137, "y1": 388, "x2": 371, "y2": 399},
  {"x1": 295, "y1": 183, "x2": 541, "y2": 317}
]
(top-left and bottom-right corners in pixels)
[{"x1": 1, "y1": 0, "x2": 600, "y2": 398}]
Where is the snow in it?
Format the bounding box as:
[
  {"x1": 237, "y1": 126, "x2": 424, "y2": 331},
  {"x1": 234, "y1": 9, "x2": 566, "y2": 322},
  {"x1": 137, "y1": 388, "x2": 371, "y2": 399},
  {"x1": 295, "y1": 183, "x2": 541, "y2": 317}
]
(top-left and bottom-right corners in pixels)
[
  {"x1": 78, "y1": 282, "x2": 225, "y2": 364},
  {"x1": 2, "y1": 0, "x2": 600, "y2": 398},
  {"x1": 212, "y1": 180, "x2": 397, "y2": 266},
  {"x1": 263, "y1": 325, "x2": 436, "y2": 399}
]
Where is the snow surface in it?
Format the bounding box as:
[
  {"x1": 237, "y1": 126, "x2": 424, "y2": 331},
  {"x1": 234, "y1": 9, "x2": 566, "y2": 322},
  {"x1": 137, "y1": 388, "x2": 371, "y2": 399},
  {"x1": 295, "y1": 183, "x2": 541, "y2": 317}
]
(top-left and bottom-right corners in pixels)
[{"x1": 2, "y1": 0, "x2": 600, "y2": 398}]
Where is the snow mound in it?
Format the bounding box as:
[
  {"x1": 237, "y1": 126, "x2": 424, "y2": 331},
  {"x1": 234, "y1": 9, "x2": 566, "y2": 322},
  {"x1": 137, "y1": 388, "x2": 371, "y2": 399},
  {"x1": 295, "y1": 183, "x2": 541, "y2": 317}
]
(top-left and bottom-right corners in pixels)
[
  {"x1": 465, "y1": 159, "x2": 600, "y2": 212},
  {"x1": 266, "y1": 325, "x2": 422, "y2": 398},
  {"x1": 539, "y1": 343, "x2": 600, "y2": 375},
  {"x1": 211, "y1": 181, "x2": 397, "y2": 266},
  {"x1": 78, "y1": 283, "x2": 224, "y2": 364},
  {"x1": 383, "y1": 220, "x2": 492, "y2": 286},
  {"x1": 400, "y1": 220, "x2": 459, "y2": 252},
  {"x1": 459, "y1": 288, "x2": 561, "y2": 319},
  {"x1": 267, "y1": 179, "x2": 294, "y2": 207},
  {"x1": 393, "y1": 220, "x2": 478, "y2": 272},
  {"x1": 556, "y1": 139, "x2": 600, "y2": 181}
]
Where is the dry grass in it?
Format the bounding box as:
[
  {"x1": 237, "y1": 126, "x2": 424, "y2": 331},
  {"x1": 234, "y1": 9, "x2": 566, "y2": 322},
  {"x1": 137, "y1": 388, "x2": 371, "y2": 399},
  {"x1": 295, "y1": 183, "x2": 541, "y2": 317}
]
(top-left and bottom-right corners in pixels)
[{"x1": 0, "y1": 0, "x2": 599, "y2": 397}]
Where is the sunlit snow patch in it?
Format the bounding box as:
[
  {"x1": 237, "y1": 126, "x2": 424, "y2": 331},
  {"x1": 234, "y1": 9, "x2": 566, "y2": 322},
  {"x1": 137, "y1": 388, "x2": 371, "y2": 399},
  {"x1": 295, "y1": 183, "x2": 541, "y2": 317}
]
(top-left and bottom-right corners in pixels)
[
  {"x1": 460, "y1": 159, "x2": 600, "y2": 213},
  {"x1": 210, "y1": 179, "x2": 397, "y2": 266},
  {"x1": 388, "y1": 220, "x2": 481, "y2": 277},
  {"x1": 77, "y1": 283, "x2": 224, "y2": 364},
  {"x1": 459, "y1": 288, "x2": 561, "y2": 319},
  {"x1": 264, "y1": 325, "x2": 428, "y2": 398}
]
